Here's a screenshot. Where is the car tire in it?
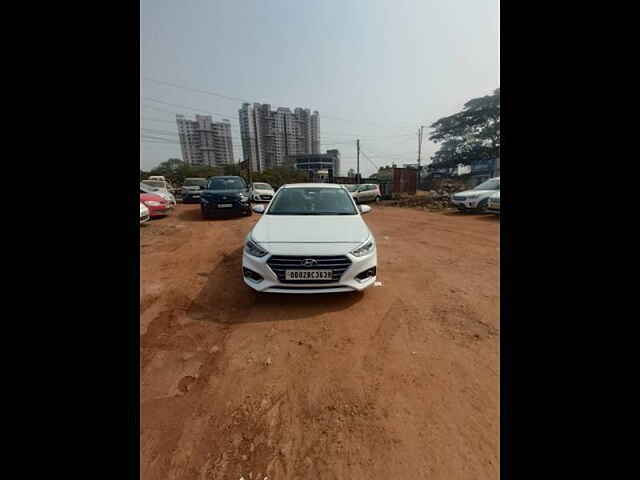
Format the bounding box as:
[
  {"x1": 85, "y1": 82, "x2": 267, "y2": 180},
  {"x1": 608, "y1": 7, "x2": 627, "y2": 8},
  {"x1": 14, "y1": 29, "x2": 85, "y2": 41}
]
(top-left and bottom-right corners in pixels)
[{"x1": 477, "y1": 198, "x2": 489, "y2": 211}]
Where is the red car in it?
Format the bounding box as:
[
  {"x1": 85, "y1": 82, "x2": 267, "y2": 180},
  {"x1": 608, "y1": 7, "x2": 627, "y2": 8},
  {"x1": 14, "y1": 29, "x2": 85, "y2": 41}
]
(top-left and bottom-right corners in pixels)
[{"x1": 140, "y1": 193, "x2": 173, "y2": 218}]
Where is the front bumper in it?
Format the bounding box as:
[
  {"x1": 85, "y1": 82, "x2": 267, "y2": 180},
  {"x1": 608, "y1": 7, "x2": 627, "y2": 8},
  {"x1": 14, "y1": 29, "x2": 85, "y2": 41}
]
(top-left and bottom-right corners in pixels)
[
  {"x1": 251, "y1": 194, "x2": 273, "y2": 202},
  {"x1": 148, "y1": 205, "x2": 174, "y2": 217},
  {"x1": 140, "y1": 214, "x2": 150, "y2": 224},
  {"x1": 451, "y1": 198, "x2": 481, "y2": 210},
  {"x1": 202, "y1": 200, "x2": 251, "y2": 217},
  {"x1": 242, "y1": 250, "x2": 377, "y2": 293},
  {"x1": 182, "y1": 194, "x2": 203, "y2": 204}
]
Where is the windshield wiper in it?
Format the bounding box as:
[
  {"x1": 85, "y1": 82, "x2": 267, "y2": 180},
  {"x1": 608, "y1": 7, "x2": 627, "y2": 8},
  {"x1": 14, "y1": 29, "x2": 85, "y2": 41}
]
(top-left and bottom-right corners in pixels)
[{"x1": 314, "y1": 212, "x2": 355, "y2": 215}]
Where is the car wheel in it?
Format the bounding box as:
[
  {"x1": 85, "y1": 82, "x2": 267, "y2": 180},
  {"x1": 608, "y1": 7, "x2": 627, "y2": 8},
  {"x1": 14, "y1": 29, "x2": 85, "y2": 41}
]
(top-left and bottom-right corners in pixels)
[
  {"x1": 477, "y1": 198, "x2": 489, "y2": 211},
  {"x1": 375, "y1": 195, "x2": 381, "y2": 202}
]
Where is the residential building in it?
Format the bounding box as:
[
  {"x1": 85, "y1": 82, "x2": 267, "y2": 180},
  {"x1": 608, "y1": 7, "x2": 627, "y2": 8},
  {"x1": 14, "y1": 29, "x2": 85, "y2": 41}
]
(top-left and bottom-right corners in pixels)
[
  {"x1": 239, "y1": 103, "x2": 320, "y2": 172},
  {"x1": 288, "y1": 149, "x2": 341, "y2": 181},
  {"x1": 176, "y1": 115, "x2": 234, "y2": 167}
]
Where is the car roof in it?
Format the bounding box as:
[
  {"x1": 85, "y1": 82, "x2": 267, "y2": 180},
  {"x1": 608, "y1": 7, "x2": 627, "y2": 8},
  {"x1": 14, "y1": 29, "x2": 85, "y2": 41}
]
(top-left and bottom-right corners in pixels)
[{"x1": 281, "y1": 183, "x2": 347, "y2": 189}]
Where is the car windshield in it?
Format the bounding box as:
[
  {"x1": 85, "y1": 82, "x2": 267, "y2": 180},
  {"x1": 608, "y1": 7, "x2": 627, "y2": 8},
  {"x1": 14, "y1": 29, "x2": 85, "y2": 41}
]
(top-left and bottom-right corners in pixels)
[
  {"x1": 207, "y1": 177, "x2": 246, "y2": 190},
  {"x1": 183, "y1": 179, "x2": 207, "y2": 187},
  {"x1": 142, "y1": 180, "x2": 165, "y2": 189},
  {"x1": 140, "y1": 183, "x2": 157, "y2": 192},
  {"x1": 344, "y1": 185, "x2": 358, "y2": 192},
  {"x1": 253, "y1": 183, "x2": 272, "y2": 190},
  {"x1": 267, "y1": 187, "x2": 358, "y2": 215},
  {"x1": 473, "y1": 178, "x2": 500, "y2": 190}
]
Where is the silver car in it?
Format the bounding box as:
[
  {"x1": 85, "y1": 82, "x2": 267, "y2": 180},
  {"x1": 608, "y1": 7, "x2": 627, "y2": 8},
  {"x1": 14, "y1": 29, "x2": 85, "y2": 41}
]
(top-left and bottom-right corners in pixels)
[
  {"x1": 487, "y1": 191, "x2": 500, "y2": 215},
  {"x1": 346, "y1": 183, "x2": 382, "y2": 203},
  {"x1": 450, "y1": 177, "x2": 500, "y2": 212}
]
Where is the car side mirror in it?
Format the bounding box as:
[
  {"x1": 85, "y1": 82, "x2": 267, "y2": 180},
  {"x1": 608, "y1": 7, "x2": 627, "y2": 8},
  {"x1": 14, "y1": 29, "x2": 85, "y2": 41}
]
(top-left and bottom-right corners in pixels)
[
  {"x1": 359, "y1": 205, "x2": 372, "y2": 214},
  {"x1": 252, "y1": 204, "x2": 266, "y2": 214}
]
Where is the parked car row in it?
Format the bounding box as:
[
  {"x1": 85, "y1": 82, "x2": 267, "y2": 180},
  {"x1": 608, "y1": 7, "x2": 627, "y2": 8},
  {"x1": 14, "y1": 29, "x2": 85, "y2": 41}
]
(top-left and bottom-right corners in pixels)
[
  {"x1": 140, "y1": 182, "x2": 176, "y2": 224},
  {"x1": 141, "y1": 174, "x2": 379, "y2": 294},
  {"x1": 142, "y1": 178, "x2": 179, "y2": 198},
  {"x1": 140, "y1": 181, "x2": 177, "y2": 206},
  {"x1": 181, "y1": 177, "x2": 208, "y2": 203},
  {"x1": 450, "y1": 177, "x2": 500, "y2": 215}
]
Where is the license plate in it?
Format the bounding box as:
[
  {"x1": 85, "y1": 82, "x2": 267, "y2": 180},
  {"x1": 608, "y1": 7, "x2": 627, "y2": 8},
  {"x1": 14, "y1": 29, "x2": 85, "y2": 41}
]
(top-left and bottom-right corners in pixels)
[
  {"x1": 218, "y1": 203, "x2": 233, "y2": 208},
  {"x1": 285, "y1": 270, "x2": 332, "y2": 280}
]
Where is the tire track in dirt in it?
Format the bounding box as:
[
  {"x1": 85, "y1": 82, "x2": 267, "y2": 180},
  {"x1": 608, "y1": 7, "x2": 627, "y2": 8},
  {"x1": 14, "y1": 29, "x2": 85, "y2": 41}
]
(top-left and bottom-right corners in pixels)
[{"x1": 141, "y1": 205, "x2": 499, "y2": 479}]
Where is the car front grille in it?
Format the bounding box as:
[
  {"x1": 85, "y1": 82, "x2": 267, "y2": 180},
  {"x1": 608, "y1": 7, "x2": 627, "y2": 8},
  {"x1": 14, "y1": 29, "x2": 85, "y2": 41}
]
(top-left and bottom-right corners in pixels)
[
  {"x1": 260, "y1": 195, "x2": 273, "y2": 201},
  {"x1": 453, "y1": 195, "x2": 466, "y2": 201},
  {"x1": 266, "y1": 255, "x2": 352, "y2": 283}
]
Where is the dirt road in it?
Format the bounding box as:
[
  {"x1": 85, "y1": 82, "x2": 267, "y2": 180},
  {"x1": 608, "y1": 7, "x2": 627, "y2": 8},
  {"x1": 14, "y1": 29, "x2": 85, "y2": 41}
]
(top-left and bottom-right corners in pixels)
[{"x1": 140, "y1": 204, "x2": 500, "y2": 480}]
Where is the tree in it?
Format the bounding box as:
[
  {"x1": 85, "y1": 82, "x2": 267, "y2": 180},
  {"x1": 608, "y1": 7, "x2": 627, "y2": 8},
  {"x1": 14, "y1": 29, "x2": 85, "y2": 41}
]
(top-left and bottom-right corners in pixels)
[
  {"x1": 429, "y1": 88, "x2": 500, "y2": 166},
  {"x1": 253, "y1": 167, "x2": 309, "y2": 190},
  {"x1": 145, "y1": 158, "x2": 223, "y2": 186}
]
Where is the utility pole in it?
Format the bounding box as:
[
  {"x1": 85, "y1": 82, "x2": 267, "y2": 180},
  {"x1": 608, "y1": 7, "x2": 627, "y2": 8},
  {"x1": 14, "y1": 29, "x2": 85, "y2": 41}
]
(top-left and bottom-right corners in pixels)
[
  {"x1": 417, "y1": 126, "x2": 425, "y2": 189},
  {"x1": 356, "y1": 139, "x2": 360, "y2": 184}
]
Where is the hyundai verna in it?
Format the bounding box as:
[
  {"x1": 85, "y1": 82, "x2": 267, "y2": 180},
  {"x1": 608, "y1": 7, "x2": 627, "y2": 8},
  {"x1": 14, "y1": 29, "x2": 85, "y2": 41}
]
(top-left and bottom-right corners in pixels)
[{"x1": 242, "y1": 184, "x2": 377, "y2": 293}]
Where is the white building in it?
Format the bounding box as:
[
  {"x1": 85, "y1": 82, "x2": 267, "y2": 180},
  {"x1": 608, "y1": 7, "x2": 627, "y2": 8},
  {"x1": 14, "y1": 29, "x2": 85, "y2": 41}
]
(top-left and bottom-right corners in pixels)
[
  {"x1": 239, "y1": 103, "x2": 320, "y2": 172},
  {"x1": 176, "y1": 115, "x2": 234, "y2": 167}
]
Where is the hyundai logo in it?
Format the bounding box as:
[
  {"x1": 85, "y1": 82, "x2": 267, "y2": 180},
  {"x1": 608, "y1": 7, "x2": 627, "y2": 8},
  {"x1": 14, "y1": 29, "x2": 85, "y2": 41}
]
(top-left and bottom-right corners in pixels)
[{"x1": 301, "y1": 259, "x2": 317, "y2": 267}]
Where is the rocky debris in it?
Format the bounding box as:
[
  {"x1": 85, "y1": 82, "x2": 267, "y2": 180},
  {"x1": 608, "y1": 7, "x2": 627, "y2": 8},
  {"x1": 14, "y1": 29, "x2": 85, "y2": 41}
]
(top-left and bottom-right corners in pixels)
[{"x1": 264, "y1": 356, "x2": 272, "y2": 366}]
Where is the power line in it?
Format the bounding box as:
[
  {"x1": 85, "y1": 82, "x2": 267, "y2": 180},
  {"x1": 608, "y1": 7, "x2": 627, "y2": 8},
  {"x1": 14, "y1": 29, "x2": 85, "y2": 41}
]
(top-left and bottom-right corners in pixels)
[
  {"x1": 359, "y1": 149, "x2": 380, "y2": 170},
  {"x1": 144, "y1": 76, "x2": 249, "y2": 103},
  {"x1": 143, "y1": 76, "x2": 418, "y2": 129},
  {"x1": 142, "y1": 100, "x2": 404, "y2": 139},
  {"x1": 143, "y1": 97, "x2": 240, "y2": 123}
]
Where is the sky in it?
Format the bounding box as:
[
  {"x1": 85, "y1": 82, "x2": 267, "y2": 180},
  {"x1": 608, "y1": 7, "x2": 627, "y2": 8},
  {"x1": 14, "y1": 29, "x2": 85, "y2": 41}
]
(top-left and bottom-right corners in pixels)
[{"x1": 140, "y1": 0, "x2": 499, "y2": 177}]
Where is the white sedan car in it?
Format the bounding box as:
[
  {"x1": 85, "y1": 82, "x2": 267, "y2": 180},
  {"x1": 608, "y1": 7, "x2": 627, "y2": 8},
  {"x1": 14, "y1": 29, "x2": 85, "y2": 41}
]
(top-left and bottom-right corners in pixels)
[
  {"x1": 250, "y1": 182, "x2": 275, "y2": 203},
  {"x1": 140, "y1": 202, "x2": 150, "y2": 224},
  {"x1": 242, "y1": 184, "x2": 377, "y2": 294}
]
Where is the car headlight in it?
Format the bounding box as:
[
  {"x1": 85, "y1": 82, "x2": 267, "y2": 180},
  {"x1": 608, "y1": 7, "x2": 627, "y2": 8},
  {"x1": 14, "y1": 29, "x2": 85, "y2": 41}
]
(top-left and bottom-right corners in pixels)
[
  {"x1": 350, "y1": 237, "x2": 375, "y2": 257},
  {"x1": 245, "y1": 239, "x2": 269, "y2": 258},
  {"x1": 238, "y1": 193, "x2": 249, "y2": 202},
  {"x1": 144, "y1": 201, "x2": 162, "y2": 207}
]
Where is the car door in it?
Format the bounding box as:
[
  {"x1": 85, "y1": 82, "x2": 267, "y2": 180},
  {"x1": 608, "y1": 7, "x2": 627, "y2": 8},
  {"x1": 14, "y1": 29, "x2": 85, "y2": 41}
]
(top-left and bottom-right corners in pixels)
[
  {"x1": 365, "y1": 184, "x2": 376, "y2": 202},
  {"x1": 359, "y1": 185, "x2": 368, "y2": 202}
]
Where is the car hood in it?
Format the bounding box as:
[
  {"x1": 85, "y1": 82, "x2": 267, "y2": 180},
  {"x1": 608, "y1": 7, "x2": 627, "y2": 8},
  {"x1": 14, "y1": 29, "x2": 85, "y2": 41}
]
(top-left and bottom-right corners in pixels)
[
  {"x1": 454, "y1": 189, "x2": 498, "y2": 197},
  {"x1": 140, "y1": 193, "x2": 166, "y2": 203},
  {"x1": 251, "y1": 215, "x2": 370, "y2": 244},
  {"x1": 253, "y1": 189, "x2": 274, "y2": 195},
  {"x1": 202, "y1": 189, "x2": 246, "y2": 197}
]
